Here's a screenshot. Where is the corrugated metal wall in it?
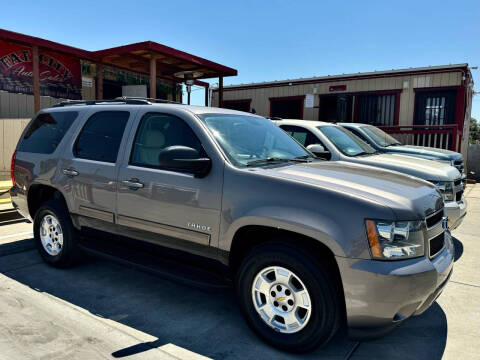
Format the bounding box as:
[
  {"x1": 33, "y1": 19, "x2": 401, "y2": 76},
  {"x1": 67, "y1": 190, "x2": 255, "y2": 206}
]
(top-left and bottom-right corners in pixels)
[
  {"x1": 0, "y1": 118, "x2": 30, "y2": 178},
  {"x1": 212, "y1": 71, "x2": 462, "y2": 126},
  {"x1": 0, "y1": 91, "x2": 68, "y2": 118}
]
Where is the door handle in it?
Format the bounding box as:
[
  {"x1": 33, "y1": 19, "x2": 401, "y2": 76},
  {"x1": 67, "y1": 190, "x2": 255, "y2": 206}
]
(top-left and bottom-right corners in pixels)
[
  {"x1": 122, "y1": 179, "x2": 144, "y2": 190},
  {"x1": 62, "y1": 168, "x2": 79, "y2": 177}
]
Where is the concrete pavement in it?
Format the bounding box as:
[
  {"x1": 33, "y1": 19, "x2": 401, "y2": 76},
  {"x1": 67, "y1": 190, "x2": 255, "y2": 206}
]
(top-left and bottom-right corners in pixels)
[{"x1": 0, "y1": 185, "x2": 479, "y2": 359}]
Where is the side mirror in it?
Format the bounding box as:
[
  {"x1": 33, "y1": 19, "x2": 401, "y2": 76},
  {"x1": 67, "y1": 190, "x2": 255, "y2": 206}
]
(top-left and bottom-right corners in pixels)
[
  {"x1": 158, "y1": 146, "x2": 211, "y2": 178},
  {"x1": 307, "y1": 144, "x2": 330, "y2": 158}
]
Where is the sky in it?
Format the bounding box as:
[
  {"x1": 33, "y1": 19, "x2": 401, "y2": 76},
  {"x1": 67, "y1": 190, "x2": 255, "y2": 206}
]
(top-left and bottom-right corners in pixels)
[{"x1": 2, "y1": 0, "x2": 479, "y2": 119}]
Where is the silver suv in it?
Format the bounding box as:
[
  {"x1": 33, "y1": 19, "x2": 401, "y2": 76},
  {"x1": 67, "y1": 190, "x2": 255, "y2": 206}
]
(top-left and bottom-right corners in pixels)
[{"x1": 10, "y1": 99, "x2": 454, "y2": 352}]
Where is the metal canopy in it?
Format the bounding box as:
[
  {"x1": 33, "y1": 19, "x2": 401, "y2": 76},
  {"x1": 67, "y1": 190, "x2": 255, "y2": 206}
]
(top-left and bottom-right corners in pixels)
[{"x1": 93, "y1": 41, "x2": 237, "y2": 84}]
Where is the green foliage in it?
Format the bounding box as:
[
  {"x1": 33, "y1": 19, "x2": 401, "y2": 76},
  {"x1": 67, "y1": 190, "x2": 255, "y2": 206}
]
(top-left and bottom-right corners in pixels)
[{"x1": 470, "y1": 117, "x2": 480, "y2": 143}]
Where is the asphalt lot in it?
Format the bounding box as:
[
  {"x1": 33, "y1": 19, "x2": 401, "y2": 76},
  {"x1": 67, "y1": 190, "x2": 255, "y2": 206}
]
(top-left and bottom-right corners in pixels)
[{"x1": 0, "y1": 185, "x2": 479, "y2": 360}]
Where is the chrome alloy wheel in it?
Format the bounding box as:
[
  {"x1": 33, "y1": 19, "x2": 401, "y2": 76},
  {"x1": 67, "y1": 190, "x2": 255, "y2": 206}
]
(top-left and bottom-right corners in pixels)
[
  {"x1": 251, "y1": 266, "x2": 312, "y2": 334},
  {"x1": 39, "y1": 214, "x2": 64, "y2": 256}
]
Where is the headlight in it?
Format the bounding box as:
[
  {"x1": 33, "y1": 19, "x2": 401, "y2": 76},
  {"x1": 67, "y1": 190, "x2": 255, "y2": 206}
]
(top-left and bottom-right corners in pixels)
[
  {"x1": 430, "y1": 181, "x2": 454, "y2": 201},
  {"x1": 365, "y1": 219, "x2": 424, "y2": 260}
]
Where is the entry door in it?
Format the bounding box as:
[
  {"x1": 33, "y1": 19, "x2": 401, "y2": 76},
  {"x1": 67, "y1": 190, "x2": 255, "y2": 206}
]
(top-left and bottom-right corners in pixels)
[
  {"x1": 115, "y1": 111, "x2": 223, "y2": 256},
  {"x1": 60, "y1": 110, "x2": 132, "y2": 226}
]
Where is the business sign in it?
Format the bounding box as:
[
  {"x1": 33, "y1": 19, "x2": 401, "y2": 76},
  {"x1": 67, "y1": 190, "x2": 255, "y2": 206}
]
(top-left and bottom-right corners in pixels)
[
  {"x1": 329, "y1": 85, "x2": 347, "y2": 92},
  {"x1": 305, "y1": 94, "x2": 314, "y2": 108},
  {"x1": 0, "y1": 40, "x2": 81, "y2": 99}
]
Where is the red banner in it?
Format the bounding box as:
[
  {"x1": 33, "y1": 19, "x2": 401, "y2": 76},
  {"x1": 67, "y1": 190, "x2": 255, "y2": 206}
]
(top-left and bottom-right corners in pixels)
[{"x1": 0, "y1": 40, "x2": 82, "y2": 99}]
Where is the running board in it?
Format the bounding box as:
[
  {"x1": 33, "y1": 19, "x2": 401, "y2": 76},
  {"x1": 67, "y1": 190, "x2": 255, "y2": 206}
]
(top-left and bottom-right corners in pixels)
[{"x1": 78, "y1": 236, "x2": 231, "y2": 291}]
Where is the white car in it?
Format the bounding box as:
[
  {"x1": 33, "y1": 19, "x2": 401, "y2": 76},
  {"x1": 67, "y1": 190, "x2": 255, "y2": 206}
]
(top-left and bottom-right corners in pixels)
[{"x1": 274, "y1": 119, "x2": 466, "y2": 230}]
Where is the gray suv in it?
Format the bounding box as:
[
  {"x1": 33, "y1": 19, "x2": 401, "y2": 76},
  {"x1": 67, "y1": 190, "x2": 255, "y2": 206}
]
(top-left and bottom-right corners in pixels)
[
  {"x1": 339, "y1": 122, "x2": 466, "y2": 179},
  {"x1": 10, "y1": 99, "x2": 454, "y2": 352}
]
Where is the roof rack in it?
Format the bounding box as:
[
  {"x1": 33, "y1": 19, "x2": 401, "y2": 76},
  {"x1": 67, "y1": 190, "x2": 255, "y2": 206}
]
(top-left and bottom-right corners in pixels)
[{"x1": 53, "y1": 96, "x2": 183, "y2": 108}]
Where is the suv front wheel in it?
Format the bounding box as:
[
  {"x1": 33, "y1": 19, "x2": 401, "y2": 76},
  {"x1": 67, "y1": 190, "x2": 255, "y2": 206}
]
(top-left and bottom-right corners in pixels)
[
  {"x1": 34, "y1": 199, "x2": 80, "y2": 268},
  {"x1": 236, "y1": 242, "x2": 341, "y2": 352}
]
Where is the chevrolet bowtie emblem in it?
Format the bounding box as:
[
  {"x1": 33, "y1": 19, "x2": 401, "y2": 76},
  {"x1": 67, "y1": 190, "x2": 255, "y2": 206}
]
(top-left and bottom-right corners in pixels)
[{"x1": 277, "y1": 297, "x2": 286, "y2": 301}]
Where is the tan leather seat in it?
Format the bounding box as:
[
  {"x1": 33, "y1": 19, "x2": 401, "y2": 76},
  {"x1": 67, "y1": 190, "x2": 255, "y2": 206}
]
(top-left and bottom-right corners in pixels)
[{"x1": 136, "y1": 130, "x2": 165, "y2": 166}]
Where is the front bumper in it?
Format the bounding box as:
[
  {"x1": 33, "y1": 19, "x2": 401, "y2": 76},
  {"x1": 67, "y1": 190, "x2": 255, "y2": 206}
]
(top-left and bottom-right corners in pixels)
[
  {"x1": 445, "y1": 198, "x2": 467, "y2": 230},
  {"x1": 336, "y1": 231, "x2": 454, "y2": 339}
]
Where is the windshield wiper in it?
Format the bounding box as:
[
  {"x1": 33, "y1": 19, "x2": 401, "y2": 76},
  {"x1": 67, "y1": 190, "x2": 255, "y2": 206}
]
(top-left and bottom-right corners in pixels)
[
  {"x1": 352, "y1": 151, "x2": 374, "y2": 157},
  {"x1": 246, "y1": 157, "x2": 309, "y2": 166},
  {"x1": 385, "y1": 143, "x2": 401, "y2": 147}
]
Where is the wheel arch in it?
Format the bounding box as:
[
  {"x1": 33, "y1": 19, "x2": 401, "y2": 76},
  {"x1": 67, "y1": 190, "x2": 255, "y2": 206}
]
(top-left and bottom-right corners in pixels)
[{"x1": 27, "y1": 183, "x2": 69, "y2": 219}]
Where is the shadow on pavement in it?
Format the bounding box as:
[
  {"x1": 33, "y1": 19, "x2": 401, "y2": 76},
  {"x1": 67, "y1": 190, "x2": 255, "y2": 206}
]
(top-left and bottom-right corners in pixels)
[
  {"x1": 0, "y1": 245, "x2": 448, "y2": 360},
  {"x1": 452, "y1": 236, "x2": 464, "y2": 262}
]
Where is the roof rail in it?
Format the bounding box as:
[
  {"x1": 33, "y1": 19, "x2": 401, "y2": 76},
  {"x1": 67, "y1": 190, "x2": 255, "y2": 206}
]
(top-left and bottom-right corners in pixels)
[
  {"x1": 118, "y1": 96, "x2": 183, "y2": 105},
  {"x1": 52, "y1": 96, "x2": 183, "y2": 107}
]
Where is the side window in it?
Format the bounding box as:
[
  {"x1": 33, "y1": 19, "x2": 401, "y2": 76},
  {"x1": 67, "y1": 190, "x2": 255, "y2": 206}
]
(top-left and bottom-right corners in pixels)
[
  {"x1": 280, "y1": 125, "x2": 321, "y2": 147},
  {"x1": 130, "y1": 113, "x2": 202, "y2": 169},
  {"x1": 74, "y1": 111, "x2": 129, "y2": 163},
  {"x1": 348, "y1": 128, "x2": 369, "y2": 142},
  {"x1": 18, "y1": 111, "x2": 78, "y2": 154}
]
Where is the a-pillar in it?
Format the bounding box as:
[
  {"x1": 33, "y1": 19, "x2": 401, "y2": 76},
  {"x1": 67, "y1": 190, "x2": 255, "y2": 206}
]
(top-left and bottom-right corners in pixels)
[{"x1": 32, "y1": 46, "x2": 40, "y2": 113}]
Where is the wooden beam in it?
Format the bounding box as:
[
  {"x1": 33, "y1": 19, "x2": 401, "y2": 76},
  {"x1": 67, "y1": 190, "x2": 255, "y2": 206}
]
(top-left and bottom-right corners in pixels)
[
  {"x1": 32, "y1": 45, "x2": 40, "y2": 113},
  {"x1": 150, "y1": 56, "x2": 156, "y2": 99},
  {"x1": 218, "y1": 76, "x2": 223, "y2": 108},
  {"x1": 205, "y1": 83, "x2": 209, "y2": 106},
  {"x1": 96, "y1": 63, "x2": 103, "y2": 99}
]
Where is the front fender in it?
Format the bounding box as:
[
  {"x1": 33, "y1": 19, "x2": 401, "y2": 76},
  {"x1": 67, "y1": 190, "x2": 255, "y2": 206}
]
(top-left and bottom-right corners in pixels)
[{"x1": 220, "y1": 205, "x2": 348, "y2": 257}]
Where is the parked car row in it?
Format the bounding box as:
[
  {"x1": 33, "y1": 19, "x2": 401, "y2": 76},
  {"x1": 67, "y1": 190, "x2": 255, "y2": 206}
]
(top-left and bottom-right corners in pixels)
[
  {"x1": 10, "y1": 100, "x2": 458, "y2": 352},
  {"x1": 274, "y1": 120, "x2": 467, "y2": 230}
]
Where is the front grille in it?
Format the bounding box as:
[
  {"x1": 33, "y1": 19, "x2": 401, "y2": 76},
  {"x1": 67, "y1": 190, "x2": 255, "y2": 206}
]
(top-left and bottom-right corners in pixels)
[
  {"x1": 429, "y1": 232, "x2": 445, "y2": 257},
  {"x1": 456, "y1": 191, "x2": 463, "y2": 202},
  {"x1": 426, "y1": 209, "x2": 443, "y2": 228}
]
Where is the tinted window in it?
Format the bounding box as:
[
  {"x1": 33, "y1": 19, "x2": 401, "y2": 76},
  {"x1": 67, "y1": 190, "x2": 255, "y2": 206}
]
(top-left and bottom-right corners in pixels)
[
  {"x1": 131, "y1": 113, "x2": 202, "y2": 169},
  {"x1": 74, "y1": 111, "x2": 129, "y2": 163},
  {"x1": 280, "y1": 125, "x2": 321, "y2": 147},
  {"x1": 18, "y1": 111, "x2": 78, "y2": 154},
  {"x1": 346, "y1": 127, "x2": 369, "y2": 142}
]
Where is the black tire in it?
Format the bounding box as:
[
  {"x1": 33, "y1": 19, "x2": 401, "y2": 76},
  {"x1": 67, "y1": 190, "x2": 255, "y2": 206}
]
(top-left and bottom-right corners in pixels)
[
  {"x1": 33, "y1": 199, "x2": 80, "y2": 268},
  {"x1": 235, "y1": 242, "x2": 341, "y2": 353}
]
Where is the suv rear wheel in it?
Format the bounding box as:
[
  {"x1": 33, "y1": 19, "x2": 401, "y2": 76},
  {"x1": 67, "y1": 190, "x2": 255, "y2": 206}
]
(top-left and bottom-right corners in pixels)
[
  {"x1": 236, "y1": 242, "x2": 340, "y2": 352},
  {"x1": 34, "y1": 199, "x2": 80, "y2": 268}
]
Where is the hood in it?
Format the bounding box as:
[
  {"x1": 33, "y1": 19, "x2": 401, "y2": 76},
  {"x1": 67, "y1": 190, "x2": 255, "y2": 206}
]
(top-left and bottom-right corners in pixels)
[
  {"x1": 256, "y1": 161, "x2": 443, "y2": 220},
  {"x1": 385, "y1": 145, "x2": 463, "y2": 162},
  {"x1": 347, "y1": 153, "x2": 460, "y2": 181}
]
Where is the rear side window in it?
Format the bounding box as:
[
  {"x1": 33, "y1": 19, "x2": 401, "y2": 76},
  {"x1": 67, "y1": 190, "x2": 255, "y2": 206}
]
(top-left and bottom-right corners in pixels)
[
  {"x1": 17, "y1": 111, "x2": 78, "y2": 154},
  {"x1": 347, "y1": 128, "x2": 368, "y2": 142},
  {"x1": 74, "y1": 111, "x2": 129, "y2": 163},
  {"x1": 280, "y1": 125, "x2": 320, "y2": 147}
]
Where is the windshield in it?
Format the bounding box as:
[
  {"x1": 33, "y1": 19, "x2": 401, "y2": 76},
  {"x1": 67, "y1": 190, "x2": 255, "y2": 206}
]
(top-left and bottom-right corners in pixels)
[
  {"x1": 362, "y1": 125, "x2": 400, "y2": 147},
  {"x1": 198, "y1": 114, "x2": 311, "y2": 167},
  {"x1": 318, "y1": 125, "x2": 376, "y2": 157}
]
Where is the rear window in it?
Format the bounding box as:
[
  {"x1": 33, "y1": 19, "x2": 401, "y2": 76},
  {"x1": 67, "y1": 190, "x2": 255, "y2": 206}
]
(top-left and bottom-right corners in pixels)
[
  {"x1": 17, "y1": 111, "x2": 78, "y2": 154},
  {"x1": 74, "y1": 111, "x2": 129, "y2": 163}
]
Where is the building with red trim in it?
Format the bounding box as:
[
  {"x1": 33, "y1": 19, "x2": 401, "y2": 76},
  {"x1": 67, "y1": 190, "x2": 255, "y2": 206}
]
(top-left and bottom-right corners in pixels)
[
  {"x1": 0, "y1": 28, "x2": 237, "y2": 117},
  {"x1": 212, "y1": 64, "x2": 474, "y2": 155}
]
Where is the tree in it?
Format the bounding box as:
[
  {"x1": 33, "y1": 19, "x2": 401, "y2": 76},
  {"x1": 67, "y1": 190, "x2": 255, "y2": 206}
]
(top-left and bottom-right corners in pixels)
[{"x1": 470, "y1": 117, "x2": 480, "y2": 143}]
